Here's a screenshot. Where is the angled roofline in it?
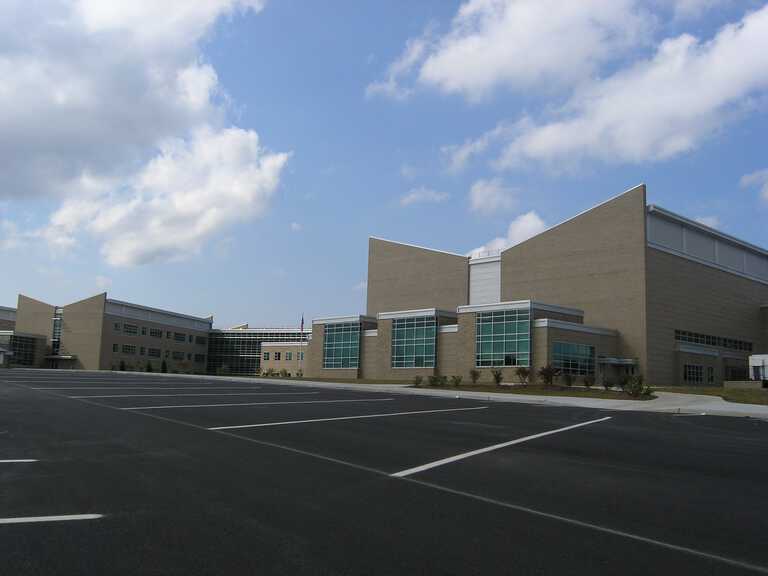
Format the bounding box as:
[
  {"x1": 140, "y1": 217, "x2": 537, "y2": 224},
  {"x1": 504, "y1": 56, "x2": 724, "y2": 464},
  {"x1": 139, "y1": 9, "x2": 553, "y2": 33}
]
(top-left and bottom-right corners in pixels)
[
  {"x1": 106, "y1": 297, "x2": 213, "y2": 324},
  {"x1": 369, "y1": 236, "x2": 467, "y2": 259},
  {"x1": 647, "y1": 204, "x2": 768, "y2": 256},
  {"x1": 500, "y1": 183, "x2": 646, "y2": 255}
]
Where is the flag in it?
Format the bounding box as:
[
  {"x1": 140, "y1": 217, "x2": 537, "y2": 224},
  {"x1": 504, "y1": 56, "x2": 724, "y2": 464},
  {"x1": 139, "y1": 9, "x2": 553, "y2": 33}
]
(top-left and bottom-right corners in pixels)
[{"x1": 300, "y1": 314, "x2": 304, "y2": 333}]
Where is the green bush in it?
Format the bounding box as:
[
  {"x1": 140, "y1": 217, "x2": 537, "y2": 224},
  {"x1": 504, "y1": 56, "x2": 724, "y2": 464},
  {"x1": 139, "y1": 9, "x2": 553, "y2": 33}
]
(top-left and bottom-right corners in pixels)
[
  {"x1": 279, "y1": 369, "x2": 289, "y2": 377},
  {"x1": 602, "y1": 378, "x2": 612, "y2": 391},
  {"x1": 515, "y1": 366, "x2": 530, "y2": 385},
  {"x1": 625, "y1": 374, "x2": 648, "y2": 398},
  {"x1": 538, "y1": 365, "x2": 560, "y2": 388},
  {"x1": 491, "y1": 369, "x2": 504, "y2": 387},
  {"x1": 450, "y1": 375, "x2": 463, "y2": 387},
  {"x1": 438, "y1": 375, "x2": 448, "y2": 387},
  {"x1": 428, "y1": 375, "x2": 441, "y2": 387},
  {"x1": 583, "y1": 375, "x2": 594, "y2": 389},
  {"x1": 562, "y1": 373, "x2": 574, "y2": 387},
  {"x1": 469, "y1": 369, "x2": 481, "y2": 385},
  {"x1": 296, "y1": 369, "x2": 303, "y2": 378},
  {"x1": 413, "y1": 375, "x2": 423, "y2": 387}
]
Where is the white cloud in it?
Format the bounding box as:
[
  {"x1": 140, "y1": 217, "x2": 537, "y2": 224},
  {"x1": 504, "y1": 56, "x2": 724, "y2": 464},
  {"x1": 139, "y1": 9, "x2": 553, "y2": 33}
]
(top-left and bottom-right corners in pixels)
[
  {"x1": 442, "y1": 122, "x2": 512, "y2": 172},
  {"x1": 469, "y1": 179, "x2": 516, "y2": 214},
  {"x1": 0, "y1": 0, "x2": 285, "y2": 266},
  {"x1": 694, "y1": 215, "x2": 720, "y2": 228},
  {"x1": 497, "y1": 5, "x2": 768, "y2": 167},
  {"x1": 0, "y1": 220, "x2": 21, "y2": 251},
  {"x1": 371, "y1": 0, "x2": 650, "y2": 102},
  {"x1": 41, "y1": 127, "x2": 289, "y2": 267},
  {"x1": 741, "y1": 168, "x2": 768, "y2": 200},
  {"x1": 468, "y1": 211, "x2": 547, "y2": 257},
  {"x1": 666, "y1": 0, "x2": 728, "y2": 19},
  {"x1": 95, "y1": 275, "x2": 112, "y2": 290},
  {"x1": 400, "y1": 187, "x2": 449, "y2": 207},
  {"x1": 290, "y1": 222, "x2": 303, "y2": 232},
  {"x1": 366, "y1": 34, "x2": 431, "y2": 101}
]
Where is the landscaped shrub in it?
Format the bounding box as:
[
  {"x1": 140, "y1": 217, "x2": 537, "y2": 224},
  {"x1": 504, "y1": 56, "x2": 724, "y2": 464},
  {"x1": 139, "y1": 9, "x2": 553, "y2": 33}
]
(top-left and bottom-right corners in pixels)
[
  {"x1": 538, "y1": 365, "x2": 560, "y2": 388},
  {"x1": 413, "y1": 375, "x2": 423, "y2": 387},
  {"x1": 296, "y1": 369, "x2": 303, "y2": 378},
  {"x1": 562, "y1": 373, "x2": 574, "y2": 387},
  {"x1": 583, "y1": 375, "x2": 594, "y2": 389},
  {"x1": 469, "y1": 369, "x2": 481, "y2": 385},
  {"x1": 450, "y1": 375, "x2": 463, "y2": 387},
  {"x1": 515, "y1": 366, "x2": 530, "y2": 386},
  {"x1": 279, "y1": 369, "x2": 289, "y2": 377},
  {"x1": 491, "y1": 369, "x2": 504, "y2": 387},
  {"x1": 438, "y1": 375, "x2": 448, "y2": 387},
  {"x1": 625, "y1": 374, "x2": 648, "y2": 398},
  {"x1": 428, "y1": 375, "x2": 441, "y2": 387}
]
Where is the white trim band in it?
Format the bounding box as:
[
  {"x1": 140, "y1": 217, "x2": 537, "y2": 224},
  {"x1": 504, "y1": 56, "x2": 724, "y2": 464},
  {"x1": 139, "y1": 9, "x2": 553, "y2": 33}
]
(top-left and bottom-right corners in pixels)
[{"x1": 534, "y1": 319, "x2": 617, "y2": 336}]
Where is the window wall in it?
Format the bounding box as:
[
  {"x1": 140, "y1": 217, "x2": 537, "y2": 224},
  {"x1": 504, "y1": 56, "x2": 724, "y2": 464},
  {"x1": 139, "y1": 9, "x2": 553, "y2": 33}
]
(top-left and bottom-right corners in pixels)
[
  {"x1": 475, "y1": 308, "x2": 530, "y2": 367},
  {"x1": 323, "y1": 322, "x2": 360, "y2": 369},
  {"x1": 552, "y1": 342, "x2": 595, "y2": 376},
  {"x1": 391, "y1": 316, "x2": 436, "y2": 368}
]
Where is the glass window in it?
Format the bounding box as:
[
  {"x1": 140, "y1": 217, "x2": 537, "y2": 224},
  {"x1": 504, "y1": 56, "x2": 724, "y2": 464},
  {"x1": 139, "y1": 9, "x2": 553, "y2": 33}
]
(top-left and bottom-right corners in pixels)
[
  {"x1": 552, "y1": 341, "x2": 595, "y2": 376},
  {"x1": 263, "y1": 352, "x2": 270, "y2": 361},
  {"x1": 149, "y1": 328, "x2": 162, "y2": 338},
  {"x1": 112, "y1": 343, "x2": 118, "y2": 353},
  {"x1": 391, "y1": 316, "x2": 436, "y2": 368},
  {"x1": 475, "y1": 308, "x2": 530, "y2": 367},
  {"x1": 675, "y1": 329, "x2": 752, "y2": 352},
  {"x1": 122, "y1": 344, "x2": 136, "y2": 355},
  {"x1": 286, "y1": 351, "x2": 293, "y2": 361},
  {"x1": 114, "y1": 322, "x2": 121, "y2": 331},
  {"x1": 174, "y1": 332, "x2": 186, "y2": 342},
  {"x1": 323, "y1": 322, "x2": 360, "y2": 369},
  {"x1": 275, "y1": 352, "x2": 281, "y2": 361},
  {"x1": 140, "y1": 347, "x2": 145, "y2": 356},
  {"x1": 166, "y1": 331, "x2": 172, "y2": 339},
  {"x1": 147, "y1": 348, "x2": 161, "y2": 358},
  {"x1": 141, "y1": 327, "x2": 147, "y2": 336},
  {"x1": 123, "y1": 324, "x2": 138, "y2": 335},
  {"x1": 684, "y1": 364, "x2": 704, "y2": 384}
]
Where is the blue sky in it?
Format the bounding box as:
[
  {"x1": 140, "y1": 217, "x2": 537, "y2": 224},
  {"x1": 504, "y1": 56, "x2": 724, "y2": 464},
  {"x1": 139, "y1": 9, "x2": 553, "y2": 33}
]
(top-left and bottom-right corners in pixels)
[{"x1": 1, "y1": 0, "x2": 768, "y2": 327}]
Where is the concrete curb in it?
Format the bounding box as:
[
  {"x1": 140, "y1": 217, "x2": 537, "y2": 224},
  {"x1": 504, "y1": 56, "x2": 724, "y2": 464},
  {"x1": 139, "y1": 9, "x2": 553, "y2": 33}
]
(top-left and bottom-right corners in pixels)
[{"x1": 8, "y1": 368, "x2": 768, "y2": 419}]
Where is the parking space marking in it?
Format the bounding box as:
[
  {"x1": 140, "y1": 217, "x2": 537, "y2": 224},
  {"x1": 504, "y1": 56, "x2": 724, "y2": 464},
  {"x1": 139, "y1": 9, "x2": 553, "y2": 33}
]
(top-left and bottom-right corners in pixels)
[
  {"x1": 0, "y1": 459, "x2": 38, "y2": 463},
  {"x1": 0, "y1": 514, "x2": 104, "y2": 525},
  {"x1": 122, "y1": 398, "x2": 396, "y2": 410},
  {"x1": 70, "y1": 392, "x2": 320, "y2": 398},
  {"x1": 208, "y1": 406, "x2": 488, "y2": 430},
  {"x1": 33, "y1": 387, "x2": 264, "y2": 391},
  {"x1": 392, "y1": 416, "x2": 612, "y2": 478}
]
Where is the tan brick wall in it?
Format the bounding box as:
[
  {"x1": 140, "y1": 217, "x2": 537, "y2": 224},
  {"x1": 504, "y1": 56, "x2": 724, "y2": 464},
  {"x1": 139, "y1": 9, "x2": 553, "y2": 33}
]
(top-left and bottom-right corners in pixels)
[
  {"x1": 645, "y1": 248, "x2": 767, "y2": 385},
  {"x1": 15, "y1": 295, "x2": 55, "y2": 355},
  {"x1": 437, "y1": 330, "x2": 458, "y2": 378},
  {"x1": 535, "y1": 326, "x2": 619, "y2": 385},
  {"x1": 500, "y1": 185, "x2": 648, "y2": 377},
  {"x1": 60, "y1": 293, "x2": 106, "y2": 370},
  {"x1": 101, "y1": 312, "x2": 210, "y2": 373},
  {"x1": 262, "y1": 344, "x2": 307, "y2": 375},
  {"x1": 366, "y1": 238, "x2": 469, "y2": 316}
]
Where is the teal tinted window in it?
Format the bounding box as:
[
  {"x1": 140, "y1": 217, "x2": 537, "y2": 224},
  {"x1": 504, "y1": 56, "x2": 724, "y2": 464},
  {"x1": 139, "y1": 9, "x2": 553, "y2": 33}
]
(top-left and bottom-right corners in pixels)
[
  {"x1": 391, "y1": 316, "x2": 437, "y2": 368},
  {"x1": 552, "y1": 341, "x2": 595, "y2": 376},
  {"x1": 323, "y1": 322, "x2": 360, "y2": 368},
  {"x1": 475, "y1": 308, "x2": 530, "y2": 367}
]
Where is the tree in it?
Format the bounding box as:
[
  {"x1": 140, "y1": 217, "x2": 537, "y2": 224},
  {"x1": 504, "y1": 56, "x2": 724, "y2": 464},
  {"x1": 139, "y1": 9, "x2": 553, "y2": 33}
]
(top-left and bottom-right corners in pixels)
[
  {"x1": 146, "y1": 361, "x2": 153, "y2": 373},
  {"x1": 119, "y1": 360, "x2": 126, "y2": 371},
  {"x1": 491, "y1": 369, "x2": 504, "y2": 387},
  {"x1": 469, "y1": 369, "x2": 481, "y2": 385},
  {"x1": 161, "y1": 359, "x2": 168, "y2": 373},
  {"x1": 538, "y1": 365, "x2": 560, "y2": 388},
  {"x1": 515, "y1": 366, "x2": 530, "y2": 386}
]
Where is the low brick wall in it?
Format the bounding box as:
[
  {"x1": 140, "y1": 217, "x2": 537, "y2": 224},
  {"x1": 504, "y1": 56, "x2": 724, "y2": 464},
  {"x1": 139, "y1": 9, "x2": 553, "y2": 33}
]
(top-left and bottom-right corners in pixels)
[{"x1": 724, "y1": 380, "x2": 766, "y2": 389}]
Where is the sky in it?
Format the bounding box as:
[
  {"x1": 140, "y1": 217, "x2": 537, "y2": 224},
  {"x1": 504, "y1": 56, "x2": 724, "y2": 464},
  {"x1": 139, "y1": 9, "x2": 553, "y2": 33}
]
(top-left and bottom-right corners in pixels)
[{"x1": 1, "y1": 0, "x2": 768, "y2": 328}]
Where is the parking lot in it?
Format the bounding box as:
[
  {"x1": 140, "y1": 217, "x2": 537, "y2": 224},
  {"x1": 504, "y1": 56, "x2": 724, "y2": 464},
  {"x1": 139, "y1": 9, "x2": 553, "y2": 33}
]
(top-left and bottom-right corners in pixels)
[{"x1": 1, "y1": 369, "x2": 767, "y2": 575}]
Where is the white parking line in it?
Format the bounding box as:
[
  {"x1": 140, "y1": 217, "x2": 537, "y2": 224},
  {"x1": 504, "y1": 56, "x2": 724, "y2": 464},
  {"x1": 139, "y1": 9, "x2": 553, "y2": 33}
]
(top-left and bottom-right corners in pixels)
[
  {"x1": 34, "y1": 387, "x2": 263, "y2": 390},
  {"x1": 0, "y1": 459, "x2": 38, "y2": 463},
  {"x1": 208, "y1": 406, "x2": 488, "y2": 430},
  {"x1": 122, "y1": 398, "x2": 396, "y2": 410},
  {"x1": 70, "y1": 392, "x2": 319, "y2": 398},
  {"x1": 391, "y1": 416, "x2": 612, "y2": 478},
  {"x1": 0, "y1": 514, "x2": 103, "y2": 525}
]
